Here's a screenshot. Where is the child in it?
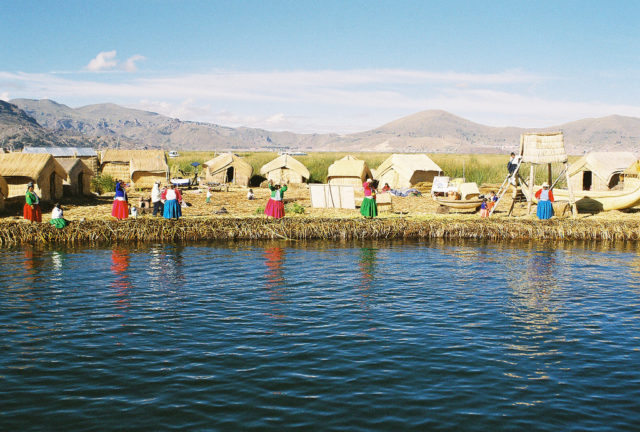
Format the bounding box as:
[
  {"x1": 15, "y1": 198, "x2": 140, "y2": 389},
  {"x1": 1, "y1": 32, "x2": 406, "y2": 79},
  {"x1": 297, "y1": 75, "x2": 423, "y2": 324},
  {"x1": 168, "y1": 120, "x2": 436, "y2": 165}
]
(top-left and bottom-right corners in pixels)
[
  {"x1": 487, "y1": 191, "x2": 497, "y2": 212},
  {"x1": 206, "y1": 188, "x2": 212, "y2": 203},
  {"x1": 130, "y1": 206, "x2": 138, "y2": 219},
  {"x1": 247, "y1": 189, "x2": 255, "y2": 200},
  {"x1": 480, "y1": 198, "x2": 489, "y2": 218}
]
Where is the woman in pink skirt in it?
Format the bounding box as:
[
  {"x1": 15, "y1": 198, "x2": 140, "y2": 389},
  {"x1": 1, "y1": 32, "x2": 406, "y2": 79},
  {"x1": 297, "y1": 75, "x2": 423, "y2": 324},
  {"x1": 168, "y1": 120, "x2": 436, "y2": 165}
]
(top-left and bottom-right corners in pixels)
[{"x1": 264, "y1": 181, "x2": 288, "y2": 219}]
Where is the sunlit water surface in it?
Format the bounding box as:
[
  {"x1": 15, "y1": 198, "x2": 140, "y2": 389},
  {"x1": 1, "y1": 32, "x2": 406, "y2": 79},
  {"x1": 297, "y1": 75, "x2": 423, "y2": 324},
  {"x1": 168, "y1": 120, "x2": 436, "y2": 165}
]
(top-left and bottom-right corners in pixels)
[{"x1": 1, "y1": 240, "x2": 640, "y2": 431}]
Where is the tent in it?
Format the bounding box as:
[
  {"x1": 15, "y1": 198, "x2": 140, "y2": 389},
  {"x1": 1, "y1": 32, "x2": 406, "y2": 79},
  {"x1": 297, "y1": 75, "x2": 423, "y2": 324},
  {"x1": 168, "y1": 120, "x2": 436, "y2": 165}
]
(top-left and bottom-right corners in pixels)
[
  {"x1": 569, "y1": 152, "x2": 636, "y2": 191},
  {"x1": 203, "y1": 153, "x2": 253, "y2": 186},
  {"x1": 327, "y1": 155, "x2": 373, "y2": 188},
  {"x1": 375, "y1": 154, "x2": 442, "y2": 189},
  {"x1": 100, "y1": 150, "x2": 168, "y2": 188},
  {"x1": 0, "y1": 153, "x2": 66, "y2": 200},
  {"x1": 260, "y1": 154, "x2": 310, "y2": 184},
  {"x1": 57, "y1": 158, "x2": 94, "y2": 196}
]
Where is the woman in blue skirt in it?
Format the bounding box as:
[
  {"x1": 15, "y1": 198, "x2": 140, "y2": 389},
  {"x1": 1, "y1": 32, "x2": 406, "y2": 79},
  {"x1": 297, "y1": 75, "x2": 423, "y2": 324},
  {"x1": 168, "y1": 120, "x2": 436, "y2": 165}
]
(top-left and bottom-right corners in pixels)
[
  {"x1": 162, "y1": 184, "x2": 183, "y2": 219},
  {"x1": 535, "y1": 182, "x2": 554, "y2": 220}
]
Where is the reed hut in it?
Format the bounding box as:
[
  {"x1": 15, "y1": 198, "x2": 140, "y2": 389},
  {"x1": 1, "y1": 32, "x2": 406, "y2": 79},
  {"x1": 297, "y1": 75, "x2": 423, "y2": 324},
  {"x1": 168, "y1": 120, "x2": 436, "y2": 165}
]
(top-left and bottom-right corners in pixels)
[
  {"x1": 57, "y1": 158, "x2": 94, "y2": 196},
  {"x1": 568, "y1": 152, "x2": 636, "y2": 191},
  {"x1": 100, "y1": 150, "x2": 168, "y2": 188},
  {"x1": 0, "y1": 153, "x2": 66, "y2": 200},
  {"x1": 260, "y1": 154, "x2": 310, "y2": 184},
  {"x1": 375, "y1": 154, "x2": 442, "y2": 189},
  {"x1": 203, "y1": 153, "x2": 253, "y2": 186},
  {"x1": 327, "y1": 155, "x2": 373, "y2": 187},
  {"x1": 0, "y1": 174, "x2": 8, "y2": 211},
  {"x1": 23, "y1": 147, "x2": 99, "y2": 175}
]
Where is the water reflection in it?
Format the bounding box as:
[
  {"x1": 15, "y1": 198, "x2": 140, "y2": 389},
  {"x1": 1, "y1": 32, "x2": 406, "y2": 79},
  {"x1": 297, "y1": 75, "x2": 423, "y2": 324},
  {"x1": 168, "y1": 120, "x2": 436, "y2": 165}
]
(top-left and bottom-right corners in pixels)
[
  {"x1": 264, "y1": 247, "x2": 286, "y2": 320},
  {"x1": 111, "y1": 249, "x2": 131, "y2": 313},
  {"x1": 358, "y1": 247, "x2": 377, "y2": 290}
]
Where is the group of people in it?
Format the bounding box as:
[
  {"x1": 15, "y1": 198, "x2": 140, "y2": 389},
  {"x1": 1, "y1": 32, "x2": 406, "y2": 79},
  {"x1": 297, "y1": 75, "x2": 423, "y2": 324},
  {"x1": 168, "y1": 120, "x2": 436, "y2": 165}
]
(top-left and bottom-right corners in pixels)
[
  {"x1": 23, "y1": 183, "x2": 68, "y2": 228},
  {"x1": 112, "y1": 180, "x2": 183, "y2": 221}
]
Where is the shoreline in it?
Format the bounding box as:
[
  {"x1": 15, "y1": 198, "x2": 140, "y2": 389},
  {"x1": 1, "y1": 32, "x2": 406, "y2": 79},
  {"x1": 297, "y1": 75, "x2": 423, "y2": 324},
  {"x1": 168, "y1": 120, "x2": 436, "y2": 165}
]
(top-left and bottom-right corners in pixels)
[{"x1": 2, "y1": 216, "x2": 639, "y2": 245}]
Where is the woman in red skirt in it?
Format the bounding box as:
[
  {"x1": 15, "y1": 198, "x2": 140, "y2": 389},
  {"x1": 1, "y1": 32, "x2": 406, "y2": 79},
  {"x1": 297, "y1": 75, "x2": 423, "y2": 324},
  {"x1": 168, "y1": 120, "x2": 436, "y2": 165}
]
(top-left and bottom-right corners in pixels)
[
  {"x1": 23, "y1": 184, "x2": 42, "y2": 223},
  {"x1": 264, "y1": 181, "x2": 288, "y2": 219},
  {"x1": 111, "y1": 180, "x2": 129, "y2": 220}
]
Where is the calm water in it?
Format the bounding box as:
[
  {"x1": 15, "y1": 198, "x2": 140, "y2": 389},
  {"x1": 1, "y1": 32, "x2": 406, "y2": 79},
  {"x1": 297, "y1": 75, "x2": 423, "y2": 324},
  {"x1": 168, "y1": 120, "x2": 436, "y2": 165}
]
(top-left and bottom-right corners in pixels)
[{"x1": 1, "y1": 240, "x2": 639, "y2": 431}]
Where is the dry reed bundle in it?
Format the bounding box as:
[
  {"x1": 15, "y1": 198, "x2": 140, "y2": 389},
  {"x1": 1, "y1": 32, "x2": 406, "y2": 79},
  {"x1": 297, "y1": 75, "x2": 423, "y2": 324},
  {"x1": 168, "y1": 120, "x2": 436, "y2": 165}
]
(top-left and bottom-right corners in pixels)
[{"x1": 1, "y1": 217, "x2": 640, "y2": 246}]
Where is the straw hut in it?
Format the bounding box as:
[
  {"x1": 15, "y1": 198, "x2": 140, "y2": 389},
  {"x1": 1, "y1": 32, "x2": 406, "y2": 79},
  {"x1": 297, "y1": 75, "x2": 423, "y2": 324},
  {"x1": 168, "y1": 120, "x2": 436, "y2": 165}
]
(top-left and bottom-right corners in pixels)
[
  {"x1": 0, "y1": 153, "x2": 66, "y2": 200},
  {"x1": 203, "y1": 153, "x2": 253, "y2": 186},
  {"x1": 375, "y1": 154, "x2": 442, "y2": 189},
  {"x1": 57, "y1": 158, "x2": 94, "y2": 196},
  {"x1": 568, "y1": 152, "x2": 636, "y2": 192},
  {"x1": 0, "y1": 175, "x2": 8, "y2": 211},
  {"x1": 519, "y1": 132, "x2": 568, "y2": 164},
  {"x1": 260, "y1": 154, "x2": 310, "y2": 184},
  {"x1": 100, "y1": 150, "x2": 168, "y2": 188},
  {"x1": 23, "y1": 147, "x2": 99, "y2": 175},
  {"x1": 327, "y1": 155, "x2": 373, "y2": 187}
]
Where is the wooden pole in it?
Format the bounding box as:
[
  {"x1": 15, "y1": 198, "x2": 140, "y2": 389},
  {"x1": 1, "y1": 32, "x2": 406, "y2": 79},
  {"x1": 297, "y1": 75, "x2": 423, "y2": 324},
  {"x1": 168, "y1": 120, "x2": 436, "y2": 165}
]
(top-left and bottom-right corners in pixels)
[
  {"x1": 547, "y1": 163, "x2": 552, "y2": 186},
  {"x1": 564, "y1": 161, "x2": 577, "y2": 217},
  {"x1": 527, "y1": 165, "x2": 535, "y2": 214}
]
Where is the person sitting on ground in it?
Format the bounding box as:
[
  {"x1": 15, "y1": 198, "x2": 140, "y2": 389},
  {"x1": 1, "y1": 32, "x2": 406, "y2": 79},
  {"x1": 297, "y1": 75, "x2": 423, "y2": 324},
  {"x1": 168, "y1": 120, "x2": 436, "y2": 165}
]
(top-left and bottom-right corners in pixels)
[
  {"x1": 535, "y1": 182, "x2": 555, "y2": 220},
  {"x1": 49, "y1": 203, "x2": 69, "y2": 228},
  {"x1": 247, "y1": 188, "x2": 255, "y2": 200},
  {"x1": 381, "y1": 183, "x2": 391, "y2": 193}
]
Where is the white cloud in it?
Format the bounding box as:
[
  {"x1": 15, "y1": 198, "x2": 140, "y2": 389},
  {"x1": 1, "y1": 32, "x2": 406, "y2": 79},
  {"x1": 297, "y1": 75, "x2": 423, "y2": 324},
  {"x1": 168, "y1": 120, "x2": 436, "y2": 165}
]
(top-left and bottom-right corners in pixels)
[
  {"x1": 1, "y1": 68, "x2": 640, "y2": 133},
  {"x1": 0, "y1": 91, "x2": 9, "y2": 101},
  {"x1": 123, "y1": 55, "x2": 146, "y2": 72},
  {"x1": 86, "y1": 50, "x2": 118, "y2": 71}
]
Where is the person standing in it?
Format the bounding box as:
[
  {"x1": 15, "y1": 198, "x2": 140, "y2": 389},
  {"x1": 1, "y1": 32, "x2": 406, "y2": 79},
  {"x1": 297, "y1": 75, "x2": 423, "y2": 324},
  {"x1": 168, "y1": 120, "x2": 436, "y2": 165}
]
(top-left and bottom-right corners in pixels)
[
  {"x1": 162, "y1": 184, "x2": 183, "y2": 219},
  {"x1": 535, "y1": 182, "x2": 555, "y2": 220},
  {"x1": 264, "y1": 181, "x2": 287, "y2": 219},
  {"x1": 205, "y1": 187, "x2": 212, "y2": 204},
  {"x1": 24, "y1": 183, "x2": 42, "y2": 223},
  {"x1": 111, "y1": 180, "x2": 128, "y2": 220},
  {"x1": 360, "y1": 178, "x2": 378, "y2": 218},
  {"x1": 151, "y1": 181, "x2": 164, "y2": 216}
]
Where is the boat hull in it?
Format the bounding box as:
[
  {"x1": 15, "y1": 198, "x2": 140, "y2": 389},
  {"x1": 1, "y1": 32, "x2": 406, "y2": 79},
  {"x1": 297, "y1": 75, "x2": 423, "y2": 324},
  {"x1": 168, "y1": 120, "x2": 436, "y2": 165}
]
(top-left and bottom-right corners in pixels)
[{"x1": 433, "y1": 197, "x2": 482, "y2": 210}]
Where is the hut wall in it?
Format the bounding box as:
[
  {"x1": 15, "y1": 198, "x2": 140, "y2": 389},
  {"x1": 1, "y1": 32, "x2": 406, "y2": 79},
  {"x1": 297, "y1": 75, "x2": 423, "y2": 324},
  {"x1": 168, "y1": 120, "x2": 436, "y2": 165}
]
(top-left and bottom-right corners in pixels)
[
  {"x1": 569, "y1": 171, "x2": 609, "y2": 192},
  {"x1": 378, "y1": 169, "x2": 411, "y2": 189},
  {"x1": 266, "y1": 168, "x2": 304, "y2": 184},
  {"x1": 79, "y1": 156, "x2": 99, "y2": 175},
  {"x1": 35, "y1": 170, "x2": 63, "y2": 201},
  {"x1": 101, "y1": 162, "x2": 131, "y2": 182},
  {"x1": 328, "y1": 176, "x2": 364, "y2": 188},
  {"x1": 131, "y1": 172, "x2": 166, "y2": 189},
  {"x1": 6, "y1": 177, "x2": 33, "y2": 198},
  {"x1": 0, "y1": 195, "x2": 4, "y2": 211},
  {"x1": 409, "y1": 170, "x2": 438, "y2": 185},
  {"x1": 207, "y1": 167, "x2": 251, "y2": 186},
  {"x1": 67, "y1": 166, "x2": 93, "y2": 196}
]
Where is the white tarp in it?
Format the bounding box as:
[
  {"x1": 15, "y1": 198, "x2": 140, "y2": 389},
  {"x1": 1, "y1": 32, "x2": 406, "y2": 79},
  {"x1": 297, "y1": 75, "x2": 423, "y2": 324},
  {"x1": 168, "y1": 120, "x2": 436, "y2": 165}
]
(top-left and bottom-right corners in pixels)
[
  {"x1": 431, "y1": 176, "x2": 450, "y2": 194},
  {"x1": 309, "y1": 184, "x2": 356, "y2": 209}
]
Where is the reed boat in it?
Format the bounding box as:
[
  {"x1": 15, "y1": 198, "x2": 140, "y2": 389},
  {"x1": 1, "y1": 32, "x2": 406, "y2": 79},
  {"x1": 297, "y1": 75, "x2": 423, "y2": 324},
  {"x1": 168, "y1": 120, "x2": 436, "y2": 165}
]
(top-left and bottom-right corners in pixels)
[
  {"x1": 521, "y1": 178, "x2": 640, "y2": 212},
  {"x1": 433, "y1": 196, "x2": 483, "y2": 210}
]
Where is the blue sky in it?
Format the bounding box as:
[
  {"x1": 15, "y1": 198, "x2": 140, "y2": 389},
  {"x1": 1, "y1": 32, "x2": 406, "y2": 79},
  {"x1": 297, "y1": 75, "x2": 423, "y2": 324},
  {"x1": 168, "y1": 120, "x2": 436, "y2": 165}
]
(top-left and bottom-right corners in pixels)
[{"x1": 2, "y1": 0, "x2": 639, "y2": 133}]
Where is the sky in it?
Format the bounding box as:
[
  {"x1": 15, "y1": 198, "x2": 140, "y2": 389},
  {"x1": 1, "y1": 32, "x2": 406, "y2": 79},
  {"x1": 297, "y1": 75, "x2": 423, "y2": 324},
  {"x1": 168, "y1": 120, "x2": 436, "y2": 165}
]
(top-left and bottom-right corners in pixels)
[{"x1": 1, "y1": 0, "x2": 640, "y2": 133}]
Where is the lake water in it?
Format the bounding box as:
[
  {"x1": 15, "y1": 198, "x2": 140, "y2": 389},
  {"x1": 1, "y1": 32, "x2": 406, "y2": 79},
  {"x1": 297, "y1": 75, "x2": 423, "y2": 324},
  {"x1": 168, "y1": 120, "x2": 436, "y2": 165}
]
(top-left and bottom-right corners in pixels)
[{"x1": 1, "y1": 240, "x2": 639, "y2": 431}]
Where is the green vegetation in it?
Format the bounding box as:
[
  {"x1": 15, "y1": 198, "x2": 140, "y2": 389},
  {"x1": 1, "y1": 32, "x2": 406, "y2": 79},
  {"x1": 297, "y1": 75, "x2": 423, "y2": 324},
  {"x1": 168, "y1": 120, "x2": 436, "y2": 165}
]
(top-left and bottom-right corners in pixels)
[
  {"x1": 285, "y1": 202, "x2": 305, "y2": 214},
  {"x1": 90, "y1": 174, "x2": 116, "y2": 194}
]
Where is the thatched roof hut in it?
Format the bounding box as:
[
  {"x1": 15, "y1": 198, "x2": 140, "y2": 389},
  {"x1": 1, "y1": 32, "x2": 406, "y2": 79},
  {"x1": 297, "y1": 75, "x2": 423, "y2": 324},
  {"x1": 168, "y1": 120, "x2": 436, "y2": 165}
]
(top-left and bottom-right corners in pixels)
[
  {"x1": 57, "y1": 158, "x2": 94, "y2": 196},
  {"x1": 23, "y1": 146, "x2": 99, "y2": 175},
  {"x1": 100, "y1": 150, "x2": 168, "y2": 189},
  {"x1": 260, "y1": 154, "x2": 310, "y2": 184},
  {"x1": 0, "y1": 175, "x2": 8, "y2": 211},
  {"x1": 519, "y1": 132, "x2": 568, "y2": 164},
  {"x1": 203, "y1": 153, "x2": 253, "y2": 186},
  {"x1": 569, "y1": 151, "x2": 636, "y2": 191},
  {"x1": 0, "y1": 153, "x2": 66, "y2": 201},
  {"x1": 375, "y1": 154, "x2": 442, "y2": 189},
  {"x1": 327, "y1": 155, "x2": 373, "y2": 187}
]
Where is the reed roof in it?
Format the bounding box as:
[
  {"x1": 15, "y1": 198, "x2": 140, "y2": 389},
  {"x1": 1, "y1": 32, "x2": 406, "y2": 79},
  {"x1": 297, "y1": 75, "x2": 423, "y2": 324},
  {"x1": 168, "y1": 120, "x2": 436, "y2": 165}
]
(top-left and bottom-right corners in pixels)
[
  {"x1": 101, "y1": 149, "x2": 166, "y2": 164},
  {"x1": 519, "y1": 132, "x2": 567, "y2": 164},
  {"x1": 0, "y1": 153, "x2": 67, "y2": 179},
  {"x1": 203, "y1": 153, "x2": 253, "y2": 178},
  {"x1": 569, "y1": 151, "x2": 636, "y2": 183},
  {"x1": 327, "y1": 155, "x2": 372, "y2": 179},
  {"x1": 376, "y1": 154, "x2": 442, "y2": 178},
  {"x1": 260, "y1": 154, "x2": 310, "y2": 179},
  {"x1": 57, "y1": 158, "x2": 94, "y2": 177},
  {"x1": 129, "y1": 154, "x2": 169, "y2": 174}
]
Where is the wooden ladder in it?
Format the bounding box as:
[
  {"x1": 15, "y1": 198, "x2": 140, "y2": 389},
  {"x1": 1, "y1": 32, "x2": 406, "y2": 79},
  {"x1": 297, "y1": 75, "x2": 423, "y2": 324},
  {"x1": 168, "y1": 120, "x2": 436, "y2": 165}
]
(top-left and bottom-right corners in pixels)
[{"x1": 489, "y1": 158, "x2": 522, "y2": 217}]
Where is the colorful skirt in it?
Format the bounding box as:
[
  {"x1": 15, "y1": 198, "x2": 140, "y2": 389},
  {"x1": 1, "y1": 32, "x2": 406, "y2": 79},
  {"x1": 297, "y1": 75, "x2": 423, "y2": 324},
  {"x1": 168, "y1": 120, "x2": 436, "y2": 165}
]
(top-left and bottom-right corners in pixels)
[
  {"x1": 265, "y1": 199, "x2": 285, "y2": 218},
  {"x1": 163, "y1": 199, "x2": 182, "y2": 219},
  {"x1": 50, "y1": 218, "x2": 68, "y2": 229},
  {"x1": 537, "y1": 200, "x2": 554, "y2": 220},
  {"x1": 360, "y1": 197, "x2": 378, "y2": 218},
  {"x1": 23, "y1": 204, "x2": 42, "y2": 222},
  {"x1": 480, "y1": 208, "x2": 489, "y2": 218},
  {"x1": 111, "y1": 199, "x2": 128, "y2": 219}
]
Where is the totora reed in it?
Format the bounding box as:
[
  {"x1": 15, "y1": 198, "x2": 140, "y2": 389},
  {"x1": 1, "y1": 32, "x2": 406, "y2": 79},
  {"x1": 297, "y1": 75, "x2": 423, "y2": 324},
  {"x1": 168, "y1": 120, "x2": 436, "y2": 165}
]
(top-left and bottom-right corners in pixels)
[{"x1": 1, "y1": 217, "x2": 640, "y2": 245}]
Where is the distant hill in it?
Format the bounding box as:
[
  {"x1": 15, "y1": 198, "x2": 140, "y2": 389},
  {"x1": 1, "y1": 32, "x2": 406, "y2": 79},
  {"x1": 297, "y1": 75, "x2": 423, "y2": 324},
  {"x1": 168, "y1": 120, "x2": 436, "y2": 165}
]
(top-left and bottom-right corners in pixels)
[{"x1": 8, "y1": 99, "x2": 640, "y2": 154}]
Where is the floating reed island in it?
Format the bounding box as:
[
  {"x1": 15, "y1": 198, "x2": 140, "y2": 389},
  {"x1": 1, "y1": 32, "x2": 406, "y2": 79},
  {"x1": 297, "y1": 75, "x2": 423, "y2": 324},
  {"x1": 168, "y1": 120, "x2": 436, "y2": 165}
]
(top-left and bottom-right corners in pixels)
[{"x1": 2, "y1": 216, "x2": 640, "y2": 245}]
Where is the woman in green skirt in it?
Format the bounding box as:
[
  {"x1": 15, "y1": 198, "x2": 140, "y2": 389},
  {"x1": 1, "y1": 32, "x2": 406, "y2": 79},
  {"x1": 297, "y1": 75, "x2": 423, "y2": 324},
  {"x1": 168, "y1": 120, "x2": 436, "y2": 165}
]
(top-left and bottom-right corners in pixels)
[{"x1": 360, "y1": 179, "x2": 378, "y2": 218}]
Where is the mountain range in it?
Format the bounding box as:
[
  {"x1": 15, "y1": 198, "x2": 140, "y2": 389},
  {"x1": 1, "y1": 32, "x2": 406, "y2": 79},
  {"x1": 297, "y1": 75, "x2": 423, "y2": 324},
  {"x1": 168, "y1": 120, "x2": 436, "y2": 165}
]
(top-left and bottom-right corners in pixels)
[{"x1": 2, "y1": 98, "x2": 640, "y2": 155}]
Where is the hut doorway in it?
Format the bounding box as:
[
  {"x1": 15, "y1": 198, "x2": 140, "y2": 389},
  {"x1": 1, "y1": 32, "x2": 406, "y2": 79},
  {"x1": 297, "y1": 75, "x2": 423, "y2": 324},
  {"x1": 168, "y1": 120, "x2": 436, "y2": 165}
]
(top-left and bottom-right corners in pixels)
[
  {"x1": 608, "y1": 173, "x2": 621, "y2": 189},
  {"x1": 225, "y1": 167, "x2": 235, "y2": 183},
  {"x1": 582, "y1": 171, "x2": 592, "y2": 191},
  {"x1": 78, "y1": 172, "x2": 84, "y2": 195},
  {"x1": 50, "y1": 172, "x2": 57, "y2": 199}
]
